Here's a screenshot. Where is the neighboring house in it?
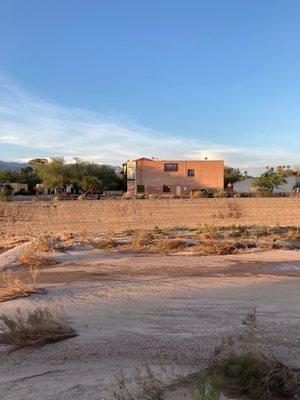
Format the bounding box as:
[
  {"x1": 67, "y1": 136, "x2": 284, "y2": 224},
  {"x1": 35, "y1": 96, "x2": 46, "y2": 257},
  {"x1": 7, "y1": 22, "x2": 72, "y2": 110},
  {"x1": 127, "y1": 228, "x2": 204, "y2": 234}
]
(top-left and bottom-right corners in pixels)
[
  {"x1": 0, "y1": 182, "x2": 28, "y2": 194},
  {"x1": 233, "y1": 175, "x2": 300, "y2": 194},
  {"x1": 273, "y1": 175, "x2": 300, "y2": 194},
  {"x1": 233, "y1": 178, "x2": 255, "y2": 193},
  {"x1": 124, "y1": 158, "x2": 224, "y2": 196}
]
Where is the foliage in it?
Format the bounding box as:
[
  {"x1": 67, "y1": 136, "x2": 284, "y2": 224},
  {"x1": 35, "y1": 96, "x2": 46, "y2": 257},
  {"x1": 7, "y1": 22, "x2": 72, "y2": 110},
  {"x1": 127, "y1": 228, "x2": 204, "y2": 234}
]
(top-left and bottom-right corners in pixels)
[
  {"x1": 80, "y1": 175, "x2": 102, "y2": 195},
  {"x1": 224, "y1": 166, "x2": 244, "y2": 188},
  {"x1": 213, "y1": 189, "x2": 227, "y2": 198},
  {"x1": 34, "y1": 156, "x2": 123, "y2": 193},
  {"x1": 0, "y1": 167, "x2": 41, "y2": 193},
  {"x1": 254, "y1": 166, "x2": 293, "y2": 194},
  {"x1": 197, "y1": 374, "x2": 223, "y2": 400}
]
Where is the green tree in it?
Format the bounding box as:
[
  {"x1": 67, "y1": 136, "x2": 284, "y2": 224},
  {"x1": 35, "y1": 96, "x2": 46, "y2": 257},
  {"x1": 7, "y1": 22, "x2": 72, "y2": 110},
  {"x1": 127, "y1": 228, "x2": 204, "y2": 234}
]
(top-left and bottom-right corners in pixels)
[
  {"x1": 80, "y1": 175, "x2": 102, "y2": 196},
  {"x1": 254, "y1": 166, "x2": 290, "y2": 195},
  {"x1": 36, "y1": 157, "x2": 71, "y2": 193},
  {"x1": 224, "y1": 167, "x2": 243, "y2": 188}
]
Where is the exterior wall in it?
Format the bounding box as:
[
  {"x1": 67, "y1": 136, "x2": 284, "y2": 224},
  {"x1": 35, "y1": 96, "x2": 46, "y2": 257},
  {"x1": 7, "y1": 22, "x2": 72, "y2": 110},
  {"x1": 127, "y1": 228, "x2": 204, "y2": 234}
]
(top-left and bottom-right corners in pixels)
[
  {"x1": 1, "y1": 198, "x2": 300, "y2": 236},
  {"x1": 273, "y1": 176, "x2": 300, "y2": 194},
  {"x1": 233, "y1": 178, "x2": 255, "y2": 193},
  {"x1": 131, "y1": 159, "x2": 224, "y2": 195},
  {"x1": 234, "y1": 176, "x2": 300, "y2": 194}
]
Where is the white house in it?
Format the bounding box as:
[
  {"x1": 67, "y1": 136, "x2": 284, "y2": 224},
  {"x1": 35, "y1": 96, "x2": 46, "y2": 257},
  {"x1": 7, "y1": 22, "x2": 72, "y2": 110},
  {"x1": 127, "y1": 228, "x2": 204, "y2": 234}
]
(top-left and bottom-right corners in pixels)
[{"x1": 233, "y1": 175, "x2": 300, "y2": 194}]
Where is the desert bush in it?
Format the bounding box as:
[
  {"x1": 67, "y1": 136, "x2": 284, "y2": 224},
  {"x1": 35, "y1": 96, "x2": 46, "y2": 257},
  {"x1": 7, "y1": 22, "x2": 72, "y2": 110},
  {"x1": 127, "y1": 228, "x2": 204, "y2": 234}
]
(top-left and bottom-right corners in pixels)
[
  {"x1": 213, "y1": 189, "x2": 227, "y2": 198},
  {"x1": 94, "y1": 237, "x2": 118, "y2": 249},
  {"x1": 58, "y1": 231, "x2": 74, "y2": 242},
  {"x1": 190, "y1": 190, "x2": 206, "y2": 198},
  {"x1": 78, "y1": 229, "x2": 89, "y2": 243},
  {"x1": 155, "y1": 238, "x2": 187, "y2": 252},
  {"x1": 0, "y1": 271, "x2": 36, "y2": 302},
  {"x1": 132, "y1": 231, "x2": 154, "y2": 248},
  {"x1": 197, "y1": 374, "x2": 223, "y2": 400},
  {"x1": 19, "y1": 244, "x2": 50, "y2": 270},
  {"x1": 207, "y1": 307, "x2": 300, "y2": 400},
  {"x1": 113, "y1": 364, "x2": 167, "y2": 400},
  {"x1": 0, "y1": 307, "x2": 77, "y2": 348}
]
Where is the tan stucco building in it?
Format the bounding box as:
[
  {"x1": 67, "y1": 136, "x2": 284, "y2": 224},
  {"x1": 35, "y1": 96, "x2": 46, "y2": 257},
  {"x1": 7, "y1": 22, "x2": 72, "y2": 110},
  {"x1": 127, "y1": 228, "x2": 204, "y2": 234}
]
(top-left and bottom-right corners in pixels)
[{"x1": 125, "y1": 158, "x2": 224, "y2": 196}]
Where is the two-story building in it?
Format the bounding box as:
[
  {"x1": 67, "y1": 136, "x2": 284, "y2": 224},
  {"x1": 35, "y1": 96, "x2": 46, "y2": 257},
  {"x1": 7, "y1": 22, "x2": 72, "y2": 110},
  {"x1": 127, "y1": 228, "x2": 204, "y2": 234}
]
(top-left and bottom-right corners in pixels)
[{"x1": 124, "y1": 158, "x2": 224, "y2": 196}]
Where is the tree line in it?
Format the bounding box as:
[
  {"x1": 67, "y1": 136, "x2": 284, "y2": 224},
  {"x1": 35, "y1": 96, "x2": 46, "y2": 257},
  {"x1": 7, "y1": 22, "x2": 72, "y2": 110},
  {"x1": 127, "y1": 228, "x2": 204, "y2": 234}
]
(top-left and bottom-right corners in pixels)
[{"x1": 0, "y1": 157, "x2": 125, "y2": 195}]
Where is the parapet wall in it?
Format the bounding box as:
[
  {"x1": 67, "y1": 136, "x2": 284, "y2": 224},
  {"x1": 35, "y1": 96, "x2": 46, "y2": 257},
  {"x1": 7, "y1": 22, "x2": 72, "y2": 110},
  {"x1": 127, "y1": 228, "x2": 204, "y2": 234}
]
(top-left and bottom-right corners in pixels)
[{"x1": 0, "y1": 198, "x2": 299, "y2": 236}]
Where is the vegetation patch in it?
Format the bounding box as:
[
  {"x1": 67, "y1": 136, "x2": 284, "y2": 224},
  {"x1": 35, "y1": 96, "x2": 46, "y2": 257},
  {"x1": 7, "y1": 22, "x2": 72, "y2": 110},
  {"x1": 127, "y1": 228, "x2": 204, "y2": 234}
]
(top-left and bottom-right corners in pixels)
[
  {"x1": 0, "y1": 307, "x2": 77, "y2": 348},
  {"x1": 155, "y1": 238, "x2": 187, "y2": 252},
  {"x1": 131, "y1": 231, "x2": 154, "y2": 248},
  {"x1": 0, "y1": 271, "x2": 38, "y2": 302}
]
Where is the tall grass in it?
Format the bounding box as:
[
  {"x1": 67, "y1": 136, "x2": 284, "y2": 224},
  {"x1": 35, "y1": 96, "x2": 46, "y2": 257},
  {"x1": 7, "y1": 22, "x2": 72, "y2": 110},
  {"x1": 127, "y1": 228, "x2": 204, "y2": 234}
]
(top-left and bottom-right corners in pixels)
[{"x1": 0, "y1": 307, "x2": 77, "y2": 348}]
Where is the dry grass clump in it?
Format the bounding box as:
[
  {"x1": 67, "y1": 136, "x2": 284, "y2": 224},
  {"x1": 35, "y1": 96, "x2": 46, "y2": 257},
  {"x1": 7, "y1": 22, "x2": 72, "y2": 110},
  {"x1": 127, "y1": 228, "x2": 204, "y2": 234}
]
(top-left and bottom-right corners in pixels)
[
  {"x1": 196, "y1": 239, "x2": 255, "y2": 256},
  {"x1": 131, "y1": 231, "x2": 154, "y2": 248},
  {"x1": 197, "y1": 226, "x2": 223, "y2": 240},
  {"x1": 113, "y1": 364, "x2": 167, "y2": 400},
  {"x1": 35, "y1": 232, "x2": 65, "y2": 253},
  {"x1": 95, "y1": 237, "x2": 119, "y2": 249},
  {"x1": 0, "y1": 307, "x2": 77, "y2": 348},
  {"x1": 0, "y1": 271, "x2": 36, "y2": 302},
  {"x1": 155, "y1": 238, "x2": 187, "y2": 252},
  {"x1": 19, "y1": 244, "x2": 51, "y2": 269},
  {"x1": 282, "y1": 228, "x2": 300, "y2": 240}
]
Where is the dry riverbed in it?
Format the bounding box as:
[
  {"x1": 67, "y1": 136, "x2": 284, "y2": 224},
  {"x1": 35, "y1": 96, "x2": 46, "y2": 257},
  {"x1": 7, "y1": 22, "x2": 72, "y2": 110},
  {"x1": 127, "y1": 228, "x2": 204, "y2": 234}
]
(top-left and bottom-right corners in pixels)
[{"x1": 0, "y1": 243, "x2": 299, "y2": 400}]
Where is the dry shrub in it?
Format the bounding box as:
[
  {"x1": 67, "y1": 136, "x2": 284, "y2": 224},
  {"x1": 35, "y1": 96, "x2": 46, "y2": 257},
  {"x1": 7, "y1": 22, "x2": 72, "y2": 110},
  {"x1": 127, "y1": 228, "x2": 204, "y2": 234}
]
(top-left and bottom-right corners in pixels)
[
  {"x1": 0, "y1": 307, "x2": 77, "y2": 348},
  {"x1": 95, "y1": 237, "x2": 118, "y2": 249},
  {"x1": 0, "y1": 271, "x2": 36, "y2": 302},
  {"x1": 155, "y1": 238, "x2": 187, "y2": 252},
  {"x1": 78, "y1": 229, "x2": 89, "y2": 243},
  {"x1": 283, "y1": 228, "x2": 300, "y2": 241},
  {"x1": 132, "y1": 231, "x2": 154, "y2": 248},
  {"x1": 58, "y1": 231, "x2": 74, "y2": 242},
  {"x1": 196, "y1": 240, "x2": 254, "y2": 256},
  {"x1": 113, "y1": 364, "x2": 167, "y2": 400},
  {"x1": 35, "y1": 232, "x2": 64, "y2": 253},
  {"x1": 19, "y1": 244, "x2": 50, "y2": 269}
]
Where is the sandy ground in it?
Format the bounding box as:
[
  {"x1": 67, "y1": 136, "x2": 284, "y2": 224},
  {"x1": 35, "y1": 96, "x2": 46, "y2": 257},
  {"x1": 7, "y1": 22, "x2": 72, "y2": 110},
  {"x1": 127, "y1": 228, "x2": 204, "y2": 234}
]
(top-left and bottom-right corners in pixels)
[{"x1": 0, "y1": 249, "x2": 299, "y2": 399}]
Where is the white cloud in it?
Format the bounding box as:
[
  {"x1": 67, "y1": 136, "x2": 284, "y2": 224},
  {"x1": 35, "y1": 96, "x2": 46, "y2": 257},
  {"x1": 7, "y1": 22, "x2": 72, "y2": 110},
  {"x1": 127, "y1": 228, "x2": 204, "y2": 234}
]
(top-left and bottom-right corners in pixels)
[{"x1": 0, "y1": 76, "x2": 299, "y2": 171}]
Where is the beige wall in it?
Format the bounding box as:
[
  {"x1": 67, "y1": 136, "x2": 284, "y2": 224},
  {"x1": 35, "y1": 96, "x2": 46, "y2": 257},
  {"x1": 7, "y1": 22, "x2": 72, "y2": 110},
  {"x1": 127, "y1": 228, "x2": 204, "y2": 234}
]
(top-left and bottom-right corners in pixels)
[
  {"x1": 132, "y1": 159, "x2": 224, "y2": 195},
  {"x1": 0, "y1": 198, "x2": 299, "y2": 236}
]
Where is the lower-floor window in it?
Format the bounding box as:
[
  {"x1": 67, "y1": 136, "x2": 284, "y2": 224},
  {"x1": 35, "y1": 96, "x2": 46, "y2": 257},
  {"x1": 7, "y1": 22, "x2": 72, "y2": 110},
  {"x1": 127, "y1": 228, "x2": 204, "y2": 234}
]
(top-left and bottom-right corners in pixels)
[
  {"x1": 137, "y1": 185, "x2": 145, "y2": 193},
  {"x1": 163, "y1": 185, "x2": 171, "y2": 193}
]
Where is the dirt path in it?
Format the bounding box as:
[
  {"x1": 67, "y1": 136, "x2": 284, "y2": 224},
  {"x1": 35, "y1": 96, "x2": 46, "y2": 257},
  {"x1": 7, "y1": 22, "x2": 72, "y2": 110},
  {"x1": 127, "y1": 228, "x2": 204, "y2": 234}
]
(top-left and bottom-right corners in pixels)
[{"x1": 0, "y1": 250, "x2": 299, "y2": 400}]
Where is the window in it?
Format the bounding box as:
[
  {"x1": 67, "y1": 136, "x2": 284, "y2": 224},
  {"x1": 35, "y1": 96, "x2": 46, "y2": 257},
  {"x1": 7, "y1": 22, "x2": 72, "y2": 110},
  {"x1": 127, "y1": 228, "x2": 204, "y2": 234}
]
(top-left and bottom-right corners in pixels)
[
  {"x1": 164, "y1": 163, "x2": 178, "y2": 172},
  {"x1": 187, "y1": 169, "x2": 195, "y2": 177},
  {"x1": 137, "y1": 185, "x2": 145, "y2": 193},
  {"x1": 163, "y1": 185, "x2": 171, "y2": 193}
]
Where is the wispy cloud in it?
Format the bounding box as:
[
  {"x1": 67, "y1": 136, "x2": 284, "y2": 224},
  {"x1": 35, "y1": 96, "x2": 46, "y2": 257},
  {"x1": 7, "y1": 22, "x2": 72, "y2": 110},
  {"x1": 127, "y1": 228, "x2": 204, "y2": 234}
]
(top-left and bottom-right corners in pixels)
[{"x1": 0, "y1": 75, "x2": 299, "y2": 173}]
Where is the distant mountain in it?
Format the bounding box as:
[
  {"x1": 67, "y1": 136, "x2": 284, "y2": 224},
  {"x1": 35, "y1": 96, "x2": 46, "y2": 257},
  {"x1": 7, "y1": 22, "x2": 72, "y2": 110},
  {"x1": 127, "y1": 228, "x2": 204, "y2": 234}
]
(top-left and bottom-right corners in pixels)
[{"x1": 0, "y1": 160, "x2": 29, "y2": 170}]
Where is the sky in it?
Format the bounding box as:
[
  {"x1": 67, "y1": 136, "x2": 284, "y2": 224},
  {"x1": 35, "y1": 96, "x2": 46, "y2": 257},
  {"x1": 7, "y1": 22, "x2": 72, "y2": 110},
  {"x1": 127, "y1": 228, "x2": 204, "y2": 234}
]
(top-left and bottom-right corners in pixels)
[{"x1": 0, "y1": 0, "x2": 299, "y2": 173}]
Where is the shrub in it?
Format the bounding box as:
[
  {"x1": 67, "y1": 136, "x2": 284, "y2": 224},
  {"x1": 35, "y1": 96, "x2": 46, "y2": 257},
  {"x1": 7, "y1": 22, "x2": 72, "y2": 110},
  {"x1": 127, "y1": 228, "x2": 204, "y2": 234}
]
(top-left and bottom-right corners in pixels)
[
  {"x1": 0, "y1": 307, "x2": 77, "y2": 348},
  {"x1": 190, "y1": 190, "x2": 206, "y2": 198},
  {"x1": 213, "y1": 189, "x2": 227, "y2": 198},
  {"x1": 132, "y1": 231, "x2": 154, "y2": 248},
  {"x1": 0, "y1": 271, "x2": 36, "y2": 302},
  {"x1": 95, "y1": 237, "x2": 118, "y2": 249},
  {"x1": 155, "y1": 238, "x2": 187, "y2": 252},
  {"x1": 19, "y1": 245, "x2": 50, "y2": 270}
]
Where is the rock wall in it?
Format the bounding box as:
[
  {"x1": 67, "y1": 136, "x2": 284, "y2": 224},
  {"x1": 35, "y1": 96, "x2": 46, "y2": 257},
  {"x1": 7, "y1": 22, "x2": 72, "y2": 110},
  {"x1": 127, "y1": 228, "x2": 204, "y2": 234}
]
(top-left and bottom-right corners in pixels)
[{"x1": 0, "y1": 198, "x2": 299, "y2": 236}]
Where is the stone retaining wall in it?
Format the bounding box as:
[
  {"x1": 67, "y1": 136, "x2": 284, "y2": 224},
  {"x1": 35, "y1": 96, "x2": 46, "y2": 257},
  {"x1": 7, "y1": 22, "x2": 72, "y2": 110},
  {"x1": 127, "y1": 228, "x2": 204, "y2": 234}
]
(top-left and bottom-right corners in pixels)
[{"x1": 0, "y1": 198, "x2": 299, "y2": 236}]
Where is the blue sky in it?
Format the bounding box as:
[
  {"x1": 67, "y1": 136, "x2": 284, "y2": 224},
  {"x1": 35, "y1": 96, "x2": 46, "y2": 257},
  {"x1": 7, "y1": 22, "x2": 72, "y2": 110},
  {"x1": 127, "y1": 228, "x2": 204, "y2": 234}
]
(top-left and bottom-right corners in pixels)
[{"x1": 0, "y1": 0, "x2": 299, "y2": 172}]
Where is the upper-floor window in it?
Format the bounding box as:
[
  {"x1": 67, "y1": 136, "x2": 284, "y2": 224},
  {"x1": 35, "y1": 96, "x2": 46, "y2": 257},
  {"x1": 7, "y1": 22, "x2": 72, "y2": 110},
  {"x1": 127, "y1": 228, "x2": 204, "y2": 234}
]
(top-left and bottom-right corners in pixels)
[
  {"x1": 187, "y1": 169, "x2": 195, "y2": 177},
  {"x1": 164, "y1": 163, "x2": 178, "y2": 172}
]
